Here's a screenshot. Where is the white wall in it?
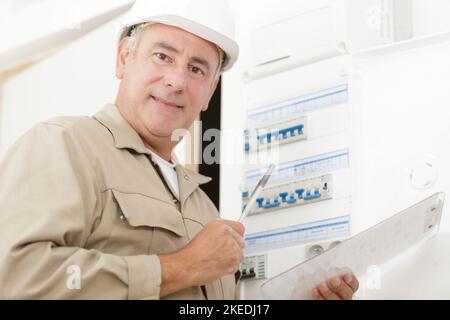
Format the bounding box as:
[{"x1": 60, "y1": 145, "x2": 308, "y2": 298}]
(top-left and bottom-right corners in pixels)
[
  {"x1": 413, "y1": 0, "x2": 450, "y2": 37},
  {"x1": 0, "y1": 16, "x2": 121, "y2": 157}
]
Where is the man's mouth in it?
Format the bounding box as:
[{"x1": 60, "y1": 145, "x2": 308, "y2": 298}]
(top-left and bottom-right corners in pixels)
[{"x1": 150, "y1": 95, "x2": 183, "y2": 109}]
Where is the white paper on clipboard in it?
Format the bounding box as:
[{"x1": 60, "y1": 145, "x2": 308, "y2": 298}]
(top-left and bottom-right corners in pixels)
[{"x1": 260, "y1": 192, "x2": 445, "y2": 300}]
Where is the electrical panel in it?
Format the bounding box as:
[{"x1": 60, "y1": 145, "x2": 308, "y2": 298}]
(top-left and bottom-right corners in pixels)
[
  {"x1": 237, "y1": 55, "x2": 353, "y2": 296},
  {"x1": 220, "y1": 0, "x2": 414, "y2": 299},
  {"x1": 222, "y1": 43, "x2": 360, "y2": 299}
]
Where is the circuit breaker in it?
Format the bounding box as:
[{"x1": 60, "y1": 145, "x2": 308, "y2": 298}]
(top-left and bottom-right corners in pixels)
[{"x1": 239, "y1": 254, "x2": 267, "y2": 281}]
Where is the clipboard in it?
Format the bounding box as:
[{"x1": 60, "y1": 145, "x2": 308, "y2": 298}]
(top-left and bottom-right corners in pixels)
[{"x1": 260, "y1": 192, "x2": 445, "y2": 299}]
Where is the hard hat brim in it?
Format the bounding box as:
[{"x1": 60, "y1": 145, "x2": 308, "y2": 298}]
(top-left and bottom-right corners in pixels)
[{"x1": 118, "y1": 15, "x2": 239, "y2": 72}]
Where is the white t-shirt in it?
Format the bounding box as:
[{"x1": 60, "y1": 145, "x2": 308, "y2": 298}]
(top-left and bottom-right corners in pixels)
[{"x1": 148, "y1": 150, "x2": 180, "y2": 200}]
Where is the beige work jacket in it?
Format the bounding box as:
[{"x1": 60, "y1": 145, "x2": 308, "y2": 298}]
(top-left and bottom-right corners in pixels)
[{"x1": 0, "y1": 104, "x2": 238, "y2": 300}]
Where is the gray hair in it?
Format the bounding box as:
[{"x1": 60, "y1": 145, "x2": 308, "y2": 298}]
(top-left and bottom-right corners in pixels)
[{"x1": 126, "y1": 22, "x2": 224, "y2": 79}]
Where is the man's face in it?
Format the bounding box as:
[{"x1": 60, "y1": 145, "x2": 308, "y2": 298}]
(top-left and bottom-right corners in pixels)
[{"x1": 116, "y1": 23, "x2": 220, "y2": 142}]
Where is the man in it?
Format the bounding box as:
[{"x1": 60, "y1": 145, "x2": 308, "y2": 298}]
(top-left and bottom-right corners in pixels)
[{"x1": 0, "y1": 0, "x2": 358, "y2": 299}]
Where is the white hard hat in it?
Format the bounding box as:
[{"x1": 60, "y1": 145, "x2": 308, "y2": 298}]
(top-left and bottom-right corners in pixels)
[{"x1": 117, "y1": 0, "x2": 239, "y2": 72}]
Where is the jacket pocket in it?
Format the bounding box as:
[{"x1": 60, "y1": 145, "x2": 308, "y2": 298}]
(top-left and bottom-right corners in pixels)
[
  {"x1": 108, "y1": 190, "x2": 186, "y2": 256},
  {"x1": 112, "y1": 190, "x2": 185, "y2": 236}
]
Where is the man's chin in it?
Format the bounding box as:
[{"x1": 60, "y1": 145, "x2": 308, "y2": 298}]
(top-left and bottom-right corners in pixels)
[{"x1": 148, "y1": 126, "x2": 188, "y2": 141}]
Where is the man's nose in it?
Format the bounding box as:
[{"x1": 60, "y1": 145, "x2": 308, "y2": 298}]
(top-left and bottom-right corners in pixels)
[{"x1": 163, "y1": 66, "x2": 187, "y2": 93}]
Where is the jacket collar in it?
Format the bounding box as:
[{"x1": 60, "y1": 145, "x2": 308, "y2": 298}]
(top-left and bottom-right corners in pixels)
[
  {"x1": 94, "y1": 104, "x2": 151, "y2": 156},
  {"x1": 176, "y1": 164, "x2": 212, "y2": 208},
  {"x1": 93, "y1": 104, "x2": 211, "y2": 187}
]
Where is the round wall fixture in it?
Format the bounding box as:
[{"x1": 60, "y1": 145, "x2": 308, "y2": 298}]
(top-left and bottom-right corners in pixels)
[{"x1": 409, "y1": 158, "x2": 438, "y2": 190}]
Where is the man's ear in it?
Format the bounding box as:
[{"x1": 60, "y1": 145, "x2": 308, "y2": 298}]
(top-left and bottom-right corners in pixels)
[
  {"x1": 202, "y1": 78, "x2": 220, "y2": 111},
  {"x1": 116, "y1": 37, "x2": 132, "y2": 80}
]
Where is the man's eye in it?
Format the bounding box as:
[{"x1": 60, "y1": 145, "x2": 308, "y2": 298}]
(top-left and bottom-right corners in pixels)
[
  {"x1": 154, "y1": 53, "x2": 171, "y2": 62},
  {"x1": 190, "y1": 66, "x2": 205, "y2": 76}
]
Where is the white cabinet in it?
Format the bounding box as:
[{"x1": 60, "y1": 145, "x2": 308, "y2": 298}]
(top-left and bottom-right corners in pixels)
[{"x1": 242, "y1": 0, "x2": 412, "y2": 81}]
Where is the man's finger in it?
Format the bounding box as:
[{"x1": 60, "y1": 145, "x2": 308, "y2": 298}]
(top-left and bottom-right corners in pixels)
[
  {"x1": 317, "y1": 282, "x2": 340, "y2": 300},
  {"x1": 229, "y1": 228, "x2": 245, "y2": 248},
  {"x1": 222, "y1": 220, "x2": 245, "y2": 236},
  {"x1": 311, "y1": 288, "x2": 324, "y2": 300},
  {"x1": 343, "y1": 273, "x2": 359, "y2": 292},
  {"x1": 329, "y1": 276, "x2": 354, "y2": 300}
]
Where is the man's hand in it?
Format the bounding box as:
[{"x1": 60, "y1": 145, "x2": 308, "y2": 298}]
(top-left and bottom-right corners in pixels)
[
  {"x1": 159, "y1": 218, "x2": 245, "y2": 297},
  {"x1": 181, "y1": 218, "x2": 245, "y2": 285},
  {"x1": 311, "y1": 273, "x2": 359, "y2": 300}
]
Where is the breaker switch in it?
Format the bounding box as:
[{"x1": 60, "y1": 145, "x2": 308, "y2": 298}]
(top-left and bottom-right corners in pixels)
[
  {"x1": 287, "y1": 194, "x2": 297, "y2": 204},
  {"x1": 314, "y1": 189, "x2": 321, "y2": 198},
  {"x1": 295, "y1": 189, "x2": 305, "y2": 199},
  {"x1": 256, "y1": 198, "x2": 265, "y2": 208},
  {"x1": 279, "y1": 192, "x2": 288, "y2": 202},
  {"x1": 304, "y1": 191, "x2": 312, "y2": 200},
  {"x1": 272, "y1": 198, "x2": 280, "y2": 207}
]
